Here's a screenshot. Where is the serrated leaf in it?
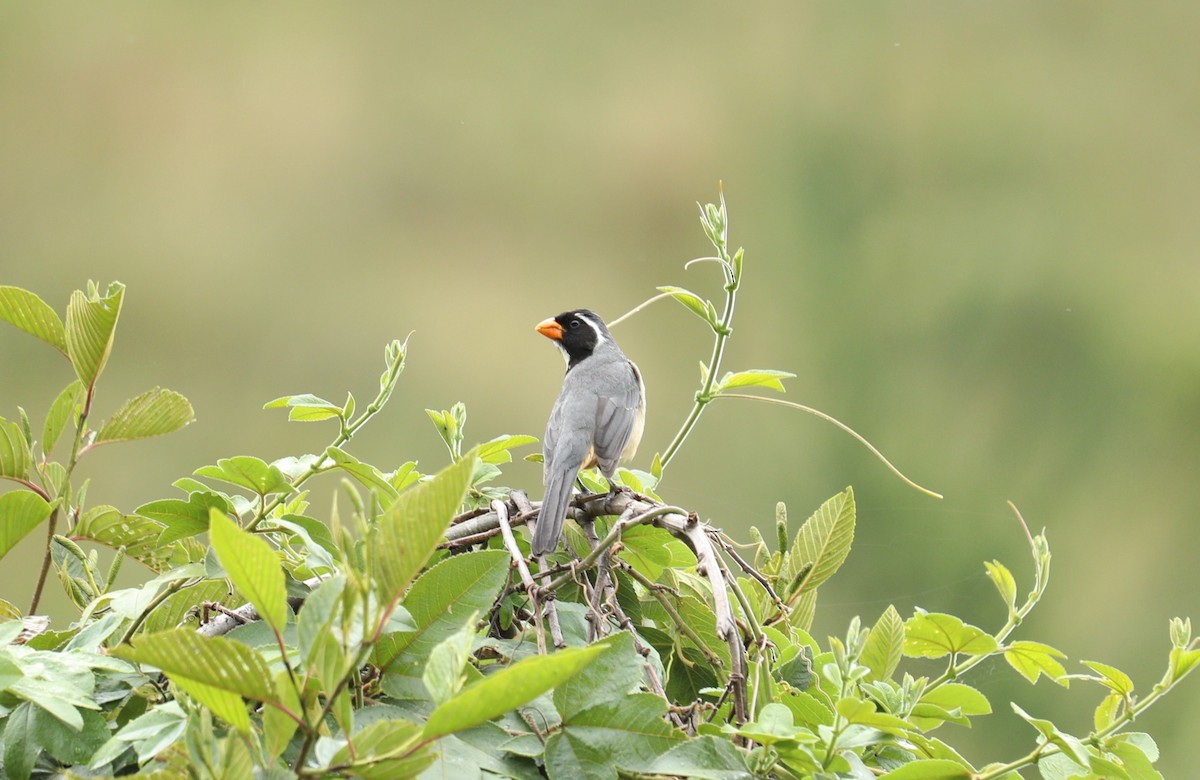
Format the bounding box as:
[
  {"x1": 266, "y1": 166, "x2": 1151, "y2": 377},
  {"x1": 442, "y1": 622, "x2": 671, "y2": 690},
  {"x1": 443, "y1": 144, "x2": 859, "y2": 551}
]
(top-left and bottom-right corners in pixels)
[
  {"x1": 785, "y1": 488, "x2": 855, "y2": 595},
  {"x1": 546, "y1": 694, "x2": 687, "y2": 780},
  {"x1": 3, "y1": 702, "x2": 39, "y2": 780},
  {"x1": 554, "y1": 633, "x2": 643, "y2": 720},
  {"x1": 658, "y1": 285, "x2": 716, "y2": 326},
  {"x1": 1005, "y1": 640, "x2": 1069, "y2": 686},
  {"x1": 904, "y1": 612, "x2": 998, "y2": 659},
  {"x1": 374, "y1": 551, "x2": 509, "y2": 692},
  {"x1": 715, "y1": 369, "x2": 796, "y2": 394},
  {"x1": 65, "y1": 281, "x2": 124, "y2": 388},
  {"x1": 862, "y1": 604, "x2": 904, "y2": 681},
  {"x1": 0, "y1": 418, "x2": 33, "y2": 480},
  {"x1": 95, "y1": 387, "x2": 194, "y2": 445},
  {"x1": 0, "y1": 285, "x2": 67, "y2": 354},
  {"x1": 42, "y1": 379, "x2": 84, "y2": 457},
  {"x1": 983, "y1": 559, "x2": 1017, "y2": 614},
  {"x1": 75, "y1": 505, "x2": 194, "y2": 573},
  {"x1": 919, "y1": 683, "x2": 992, "y2": 717},
  {"x1": 424, "y1": 644, "x2": 605, "y2": 740},
  {"x1": 195, "y1": 456, "x2": 292, "y2": 496},
  {"x1": 137, "y1": 491, "x2": 230, "y2": 544},
  {"x1": 113, "y1": 628, "x2": 277, "y2": 730},
  {"x1": 647, "y1": 736, "x2": 752, "y2": 780},
  {"x1": 373, "y1": 453, "x2": 476, "y2": 603},
  {"x1": 208, "y1": 509, "x2": 288, "y2": 631},
  {"x1": 0, "y1": 491, "x2": 54, "y2": 560}
]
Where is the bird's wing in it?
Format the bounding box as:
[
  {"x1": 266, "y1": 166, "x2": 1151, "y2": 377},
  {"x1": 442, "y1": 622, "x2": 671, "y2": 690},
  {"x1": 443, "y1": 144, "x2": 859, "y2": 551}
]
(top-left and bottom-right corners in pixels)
[{"x1": 592, "y1": 360, "x2": 643, "y2": 476}]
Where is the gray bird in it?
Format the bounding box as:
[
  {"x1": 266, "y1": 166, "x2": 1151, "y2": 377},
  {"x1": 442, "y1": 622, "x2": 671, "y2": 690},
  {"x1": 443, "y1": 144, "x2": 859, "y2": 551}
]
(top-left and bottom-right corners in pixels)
[{"x1": 533, "y1": 309, "x2": 645, "y2": 556}]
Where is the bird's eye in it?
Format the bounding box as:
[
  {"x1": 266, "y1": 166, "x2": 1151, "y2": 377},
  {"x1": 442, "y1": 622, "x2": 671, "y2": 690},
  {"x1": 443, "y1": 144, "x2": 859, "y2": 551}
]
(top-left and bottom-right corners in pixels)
[{"x1": 569, "y1": 320, "x2": 580, "y2": 329}]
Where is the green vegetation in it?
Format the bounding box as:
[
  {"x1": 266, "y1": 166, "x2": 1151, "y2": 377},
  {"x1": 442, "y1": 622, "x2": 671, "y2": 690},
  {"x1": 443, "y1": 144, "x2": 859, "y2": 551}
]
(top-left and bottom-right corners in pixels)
[{"x1": 0, "y1": 195, "x2": 1195, "y2": 778}]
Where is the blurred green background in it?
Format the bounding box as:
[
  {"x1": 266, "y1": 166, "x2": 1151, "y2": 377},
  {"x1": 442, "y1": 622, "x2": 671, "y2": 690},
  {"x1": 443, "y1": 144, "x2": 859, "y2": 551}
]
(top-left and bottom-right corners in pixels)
[{"x1": 2, "y1": 3, "x2": 1197, "y2": 771}]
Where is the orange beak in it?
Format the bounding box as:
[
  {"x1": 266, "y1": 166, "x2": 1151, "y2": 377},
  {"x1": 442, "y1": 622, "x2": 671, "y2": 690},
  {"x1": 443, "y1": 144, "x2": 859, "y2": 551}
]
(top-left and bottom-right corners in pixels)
[{"x1": 536, "y1": 317, "x2": 563, "y2": 341}]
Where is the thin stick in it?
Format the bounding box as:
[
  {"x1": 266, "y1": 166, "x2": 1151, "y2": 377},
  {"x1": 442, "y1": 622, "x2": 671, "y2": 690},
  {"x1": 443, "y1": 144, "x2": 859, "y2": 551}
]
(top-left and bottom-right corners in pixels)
[
  {"x1": 715, "y1": 393, "x2": 944, "y2": 499},
  {"x1": 494, "y1": 500, "x2": 546, "y2": 655}
]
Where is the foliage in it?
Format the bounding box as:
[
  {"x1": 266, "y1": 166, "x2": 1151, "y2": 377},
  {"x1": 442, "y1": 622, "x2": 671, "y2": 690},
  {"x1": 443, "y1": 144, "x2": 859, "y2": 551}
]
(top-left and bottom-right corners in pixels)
[{"x1": 0, "y1": 195, "x2": 1196, "y2": 779}]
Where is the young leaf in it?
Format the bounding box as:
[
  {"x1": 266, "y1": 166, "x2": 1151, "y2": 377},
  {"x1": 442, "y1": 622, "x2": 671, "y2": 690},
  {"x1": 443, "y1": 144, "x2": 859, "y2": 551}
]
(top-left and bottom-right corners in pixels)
[
  {"x1": 94, "y1": 387, "x2": 194, "y2": 445},
  {"x1": 194, "y1": 456, "x2": 293, "y2": 496},
  {"x1": 862, "y1": 604, "x2": 905, "y2": 681},
  {"x1": 42, "y1": 380, "x2": 84, "y2": 457},
  {"x1": 715, "y1": 369, "x2": 796, "y2": 394},
  {"x1": 208, "y1": 509, "x2": 288, "y2": 632},
  {"x1": 263, "y1": 393, "x2": 343, "y2": 422},
  {"x1": 1004, "y1": 640, "x2": 1068, "y2": 686},
  {"x1": 373, "y1": 453, "x2": 476, "y2": 604},
  {"x1": 984, "y1": 560, "x2": 1017, "y2": 615},
  {"x1": 0, "y1": 285, "x2": 67, "y2": 355},
  {"x1": 1010, "y1": 703, "x2": 1090, "y2": 767},
  {"x1": 904, "y1": 612, "x2": 998, "y2": 659},
  {"x1": 476, "y1": 433, "x2": 539, "y2": 465},
  {"x1": 325, "y1": 447, "x2": 401, "y2": 505},
  {"x1": 1082, "y1": 659, "x2": 1135, "y2": 696},
  {"x1": 0, "y1": 419, "x2": 33, "y2": 480},
  {"x1": 784, "y1": 488, "x2": 856, "y2": 595},
  {"x1": 65, "y1": 281, "x2": 124, "y2": 389},
  {"x1": 0, "y1": 491, "x2": 54, "y2": 560},
  {"x1": 657, "y1": 286, "x2": 717, "y2": 327}
]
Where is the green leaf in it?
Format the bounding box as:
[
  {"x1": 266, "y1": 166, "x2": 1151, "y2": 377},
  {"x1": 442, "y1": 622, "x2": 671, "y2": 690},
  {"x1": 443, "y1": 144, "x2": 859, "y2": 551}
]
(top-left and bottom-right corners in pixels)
[
  {"x1": 75, "y1": 505, "x2": 194, "y2": 573},
  {"x1": 326, "y1": 446, "x2": 400, "y2": 505},
  {"x1": 263, "y1": 393, "x2": 343, "y2": 422},
  {"x1": 476, "y1": 433, "x2": 539, "y2": 464},
  {"x1": 545, "y1": 694, "x2": 687, "y2": 780},
  {"x1": 715, "y1": 369, "x2": 796, "y2": 394},
  {"x1": 423, "y1": 644, "x2": 605, "y2": 740},
  {"x1": 137, "y1": 491, "x2": 230, "y2": 545},
  {"x1": 0, "y1": 418, "x2": 33, "y2": 480},
  {"x1": 0, "y1": 491, "x2": 54, "y2": 560},
  {"x1": 33, "y1": 706, "x2": 111, "y2": 765},
  {"x1": 1082, "y1": 659, "x2": 1135, "y2": 696},
  {"x1": 42, "y1": 380, "x2": 84, "y2": 457},
  {"x1": 195, "y1": 455, "x2": 293, "y2": 496},
  {"x1": 554, "y1": 633, "x2": 643, "y2": 720},
  {"x1": 263, "y1": 671, "x2": 302, "y2": 763},
  {"x1": 646, "y1": 735, "x2": 752, "y2": 780},
  {"x1": 780, "y1": 689, "x2": 834, "y2": 729},
  {"x1": 658, "y1": 285, "x2": 716, "y2": 326},
  {"x1": 904, "y1": 611, "x2": 998, "y2": 659},
  {"x1": 65, "y1": 281, "x2": 124, "y2": 388},
  {"x1": 331, "y1": 719, "x2": 432, "y2": 779},
  {"x1": 94, "y1": 387, "x2": 194, "y2": 445},
  {"x1": 113, "y1": 629, "x2": 277, "y2": 731},
  {"x1": 208, "y1": 509, "x2": 288, "y2": 631},
  {"x1": 3, "y1": 702, "x2": 39, "y2": 780},
  {"x1": 878, "y1": 759, "x2": 973, "y2": 779},
  {"x1": 918, "y1": 683, "x2": 992, "y2": 718},
  {"x1": 0, "y1": 286, "x2": 67, "y2": 355},
  {"x1": 784, "y1": 488, "x2": 856, "y2": 595},
  {"x1": 984, "y1": 560, "x2": 1017, "y2": 615},
  {"x1": 1010, "y1": 703, "x2": 1090, "y2": 767},
  {"x1": 373, "y1": 453, "x2": 476, "y2": 603},
  {"x1": 422, "y1": 617, "x2": 478, "y2": 706},
  {"x1": 1004, "y1": 640, "x2": 1069, "y2": 686},
  {"x1": 862, "y1": 604, "x2": 904, "y2": 681},
  {"x1": 376, "y1": 550, "x2": 509, "y2": 694}
]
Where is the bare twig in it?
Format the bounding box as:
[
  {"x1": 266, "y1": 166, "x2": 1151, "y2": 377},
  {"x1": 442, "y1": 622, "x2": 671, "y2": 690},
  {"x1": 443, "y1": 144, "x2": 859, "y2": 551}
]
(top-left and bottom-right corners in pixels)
[{"x1": 494, "y1": 499, "x2": 546, "y2": 655}]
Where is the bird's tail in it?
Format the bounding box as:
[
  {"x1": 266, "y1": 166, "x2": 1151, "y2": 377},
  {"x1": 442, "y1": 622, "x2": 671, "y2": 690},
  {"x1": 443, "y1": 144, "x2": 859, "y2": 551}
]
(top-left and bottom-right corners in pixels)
[{"x1": 533, "y1": 464, "x2": 577, "y2": 555}]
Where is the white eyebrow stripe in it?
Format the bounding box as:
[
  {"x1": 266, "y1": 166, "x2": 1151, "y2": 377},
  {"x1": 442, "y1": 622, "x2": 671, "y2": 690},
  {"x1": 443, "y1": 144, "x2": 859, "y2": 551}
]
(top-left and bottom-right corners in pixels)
[{"x1": 577, "y1": 312, "x2": 607, "y2": 345}]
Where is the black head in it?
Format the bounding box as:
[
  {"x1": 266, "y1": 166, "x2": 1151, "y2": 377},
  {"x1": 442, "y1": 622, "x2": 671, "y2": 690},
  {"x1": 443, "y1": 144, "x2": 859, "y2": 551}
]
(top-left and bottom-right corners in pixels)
[{"x1": 535, "y1": 309, "x2": 612, "y2": 368}]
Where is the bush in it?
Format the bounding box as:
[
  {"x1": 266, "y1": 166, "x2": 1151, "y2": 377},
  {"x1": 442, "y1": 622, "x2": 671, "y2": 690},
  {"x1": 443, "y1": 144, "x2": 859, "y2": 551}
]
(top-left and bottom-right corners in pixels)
[{"x1": 0, "y1": 194, "x2": 1194, "y2": 779}]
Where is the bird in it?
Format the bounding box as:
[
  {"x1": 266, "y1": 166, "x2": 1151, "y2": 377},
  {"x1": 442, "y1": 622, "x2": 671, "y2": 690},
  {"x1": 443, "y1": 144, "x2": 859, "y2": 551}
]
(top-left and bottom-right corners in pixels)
[{"x1": 532, "y1": 309, "x2": 645, "y2": 556}]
